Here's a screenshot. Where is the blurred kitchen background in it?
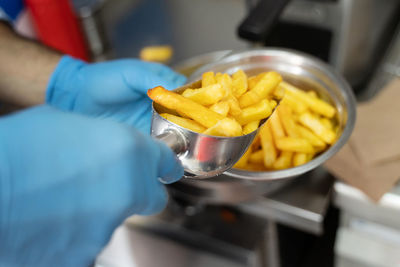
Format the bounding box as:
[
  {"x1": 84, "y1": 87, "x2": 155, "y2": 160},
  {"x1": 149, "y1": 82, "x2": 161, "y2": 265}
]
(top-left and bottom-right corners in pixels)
[
  {"x1": 69, "y1": 0, "x2": 400, "y2": 267},
  {"x1": 78, "y1": 0, "x2": 400, "y2": 94}
]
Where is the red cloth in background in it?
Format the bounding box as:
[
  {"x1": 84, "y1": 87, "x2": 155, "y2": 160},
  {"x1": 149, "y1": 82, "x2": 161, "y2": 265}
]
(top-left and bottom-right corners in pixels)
[{"x1": 25, "y1": 0, "x2": 89, "y2": 61}]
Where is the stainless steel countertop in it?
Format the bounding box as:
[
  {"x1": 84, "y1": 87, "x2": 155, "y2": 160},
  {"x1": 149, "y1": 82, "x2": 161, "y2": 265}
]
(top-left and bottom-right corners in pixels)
[
  {"x1": 96, "y1": 224, "x2": 245, "y2": 267},
  {"x1": 333, "y1": 181, "x2": 400, "y2": 230},
  {"x1": 96, "y1": 168, "x2": 334, "y2": 267},
  {"x1": 236, "y1": 167, "x2": 333, "y2": 235}
]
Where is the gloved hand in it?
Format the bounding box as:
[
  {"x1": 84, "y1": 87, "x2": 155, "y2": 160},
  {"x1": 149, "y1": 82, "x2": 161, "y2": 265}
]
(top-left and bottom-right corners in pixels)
[
  {"x1": 46, "y1": 56, "x2": 186, "y2": 134},
  {"x1": 0, "y1": 105, "x2": 183, "y2": 267}
]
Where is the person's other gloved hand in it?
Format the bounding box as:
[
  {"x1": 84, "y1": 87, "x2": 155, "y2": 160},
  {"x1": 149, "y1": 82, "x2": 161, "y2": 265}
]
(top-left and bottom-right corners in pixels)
[
  {"x1": 0, "y1": 105, "x2": 183, "y2": 267},
  {"x1": 46, "y1": 56, "x2": 186, "y2": 134}
]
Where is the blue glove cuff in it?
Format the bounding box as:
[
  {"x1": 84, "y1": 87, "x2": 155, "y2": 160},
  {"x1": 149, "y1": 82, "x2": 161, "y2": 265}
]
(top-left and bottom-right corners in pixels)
[{"x1": 46, "y1": 55, "x2": 87, "y2": 111}]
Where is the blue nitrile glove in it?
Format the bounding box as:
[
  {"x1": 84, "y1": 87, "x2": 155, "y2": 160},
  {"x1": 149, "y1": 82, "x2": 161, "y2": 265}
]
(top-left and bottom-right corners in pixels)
[
  {"x1": 46, "y1": 55, "x2": 186, "y2": 134},
  {"x1": 0, "y1": 105, "x2": 183, "y2": 267}
]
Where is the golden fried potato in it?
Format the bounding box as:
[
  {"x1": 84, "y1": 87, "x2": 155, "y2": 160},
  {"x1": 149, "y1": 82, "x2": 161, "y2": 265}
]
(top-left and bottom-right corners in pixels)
[
  {"x1": 293, "y1": 153, "x2": 309, "y2": 167},
  {"x1": 202, "y1": 71, "x2": 216, "y2": 87},
  {"x1": 259, "y1": 123, "x2": 277, "y2": 168},
  {"x1": 273, "y1": 151, "x2": 293, "y2": 170},
  {"x1": 275, "y1": 137, "x2": 314, "y2": 153},
  {"x1": 210, "y1": 101, "x2": 230, "y2": 117},
  {"x1": 148, "y1": 86, "x2": 223, "y2": 128},
  {"x1": 203, "y1": 118, "x2": 242, "y2": 137},
  {"x1": 270, "y1": 100, "x2": 278, "y2": 109},
  {"x1": 281, "y1": 93, "x2": 308, "y2": 114},
  {"x1": 278, "y1": 105, "x2": 299, "y2": 138},
  {"x1": 234, "y1": 146, "x2": 252, "y2": 169},
  {"x1": 298, "y1": 112, "x2": 336, "y2": 144},
  {"x1": 217, "y1": 73, "x2": 233, "y2": 96},
  {"x1": 296, "y1": 125, "x2": 326, "y2": 150},
  {"x1": 273, "y1": 84, "x2": 285, "y2": 99},
  {"x1": 182, "y1": 84, "x2": 225, "y2": 106},
  {"x1": 269, "y1": 112, "x2": 285, "y2": 140},
  {"x1": 226, "y1": 96, "x2": 242, "y2": 116},
  {"x1": 249, "y1": 150, "x2": 264, "y2": 164},
  {"x1": 243, "y1": 120, "x2": 260, "y2": 135},
  {"x1": 232, "y1": 69, "x2": 248, "y2": 97},
  {"x1": 320, "y1": 117, "x2": 333, "y2": 130},
  {"x1": 139, "y1": 45, "x2": 173, "y2": 62},
  {"x1": 232, "y1": 78, "x2": 338, "y2": 171},
  {"x1": 150, "y1": 69, "x2": 338, "y2": 171},
  {"x1": 239, "y1": 71, "x2": 282, "y2": 108},
  {"x1": 248, "y1": 72, "x2": 266, "y2": 90},
  {"x1": 281, "y1": 82, "x2": 336, "y2": 118},
  {"x1": 240, "y1": 163, "x2": 266, "y2": 171},
  {"x1": 235, "y1": 99, "x2": 273, "y2": 125},
  {"x1": 252, "y1": 135, "x2": 261, "y2": 150},
  {"x1": 160, "y1": 113, "x2": 206, "y2": 133}
]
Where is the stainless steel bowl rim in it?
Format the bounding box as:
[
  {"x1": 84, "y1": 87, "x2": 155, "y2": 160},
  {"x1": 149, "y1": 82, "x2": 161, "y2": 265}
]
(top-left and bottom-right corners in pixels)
[{"x1": 190, "y1": 48, "x2": 357, "y2": 181}]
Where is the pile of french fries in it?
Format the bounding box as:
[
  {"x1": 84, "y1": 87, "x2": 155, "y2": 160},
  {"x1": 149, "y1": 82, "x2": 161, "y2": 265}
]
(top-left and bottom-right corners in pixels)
[
  {"x1": 234, "y1": 80, "x2": 338, "y2": 171},
  {"x1": 147, "y1": 70, "x2": 283, "y2": 137},
  {"x1": 147, "y1": 69, "x2": 338, "y2": 170}
]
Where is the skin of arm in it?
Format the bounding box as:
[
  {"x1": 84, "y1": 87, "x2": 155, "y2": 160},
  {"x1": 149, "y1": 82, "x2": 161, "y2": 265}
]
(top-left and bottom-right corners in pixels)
[
  {"x1": 0, "y1": 21, "x2": 186, "y2": 132},
  {"x1": 0, "y1": 21, "x2": 61, "y2": 106}
]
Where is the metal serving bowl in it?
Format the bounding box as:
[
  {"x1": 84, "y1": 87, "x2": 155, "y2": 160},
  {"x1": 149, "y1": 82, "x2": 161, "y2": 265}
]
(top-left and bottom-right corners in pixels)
[
  {"x1": 167, "y1": 48, "x2": 356, "y2": 204},
  {"x1": 189, "y1": 48, "x2": 357, "y2": 181}
]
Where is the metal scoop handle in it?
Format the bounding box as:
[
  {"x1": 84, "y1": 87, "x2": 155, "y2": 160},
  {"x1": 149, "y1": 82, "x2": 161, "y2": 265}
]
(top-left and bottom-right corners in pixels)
[{"x1": 155, "y1": 129, "x2": 187, "y2": 155}]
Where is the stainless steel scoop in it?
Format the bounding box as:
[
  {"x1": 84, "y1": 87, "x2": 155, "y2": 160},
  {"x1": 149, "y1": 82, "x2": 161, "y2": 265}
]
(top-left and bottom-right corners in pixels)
[{"x1": 150, "y1": 80, "x2": 279, "y2": 179}]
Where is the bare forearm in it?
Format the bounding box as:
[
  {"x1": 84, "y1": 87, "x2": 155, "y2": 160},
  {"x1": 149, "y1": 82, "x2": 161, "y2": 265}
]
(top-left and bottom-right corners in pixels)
[{"x1": 0, "y1": 22, "x2": 62, "y2": 106}]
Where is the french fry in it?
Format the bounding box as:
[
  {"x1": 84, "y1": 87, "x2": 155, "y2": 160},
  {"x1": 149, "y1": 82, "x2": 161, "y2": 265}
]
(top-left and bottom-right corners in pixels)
[
  {"x1": 202, "y1": 71, "x2": 216, "y2": 87},
  {"x1": 217, "y1": 73, "x2": 233, "y2": 96},
  {"x1": 210, "y1": 101, "x2": 230, "y2": 117},
  {"x1": 273, "y1": 151, "x2": 293, "y2": 169},
  {"x1": 216, "y1": 73, "x2": 242, "y2": 116},
  {"x1": 293, "y1": 153, "x2": 309, "y2": 167},
  {"x1": 281, "y1": 81, "x2": 336, "y2": 118},
  {"x1": 182, "y1": 84, "x2": 225, "y2": 105},
  {"x1": 273, "y1": 84, "x2": 285, "y2": 99},
  {"x1": 233, "y1": 146, "x2": 252, "y2": 169},
  {"x1": 232, "y1": 69, "x2": 248, "y2": 97},
  {"x1": 239, "y1": 71, "x2": 282, "y2": 108},
  {"x1": 259, "y1": 123, "x2": 277, "y2": 168},
  {"x1": 227, "y1": 96, "x2": 242, "y2": 116},
  {"x1": 235, "y1": 99, "x2": 272, "y2": 125},
  {"x1": 320, "y1": 118, "x2": 333, "y2": 130},
  {"x1": 243, "y1": 120, "x2": 260, "y2": 135},
  {"x1": 269, "y1": 112, "x2": 285, "y2": 140},
  {"x1": 298, "y1": 112, "x2": 336, "y2": 144},
  {"x1": 203, "y1": 118, "x2": 242, "y2": 137},
  {"x1": 241, "y1": 163, "x2": 266, "y2": 171},
  {"x1": 160, "y1": 113, "x2": 206, "y2": 133},
  {"x1": 281, "y1": 93, "x2": 308, "y2": 114},
  {"x1": 275, "y1": 137, "x2": 314, "y2": 153},
  {"x1": 148, "y1": 86, "x2": 224, "y2": 128},
  {"x1": 270, "y1": 100, "x2": 278, "y2": 109},
  {"x1": 297, "y1": 125, "x2": 326, "y2": 149},
  {"x1": 249, "y1": 150, "x2": 264, "y2": 164},
  {"x1": 252, "y1": 135, "x2": 261, "y2": 150},
  {"x1": 139, "y1": 45, "x2": 172, "y2": 62},
  {"x1": 248, "y1": 72, "x2": 267, "y2": 90},
  {"x1": 278, "y1": 105, "x2": 299, "y2": 138},
  {"x1": 151, "y1": 68, "x2": 339, "y2": 171}
]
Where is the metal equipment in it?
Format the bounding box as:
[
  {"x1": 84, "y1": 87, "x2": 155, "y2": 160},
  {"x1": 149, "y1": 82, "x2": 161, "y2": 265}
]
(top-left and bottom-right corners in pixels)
[
  {"x1": 164, "y1": 48, "x2": 356, "y2": 204},
  {"x1": 151, "y1": 86, "x2": 259, "y2": 178}
]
